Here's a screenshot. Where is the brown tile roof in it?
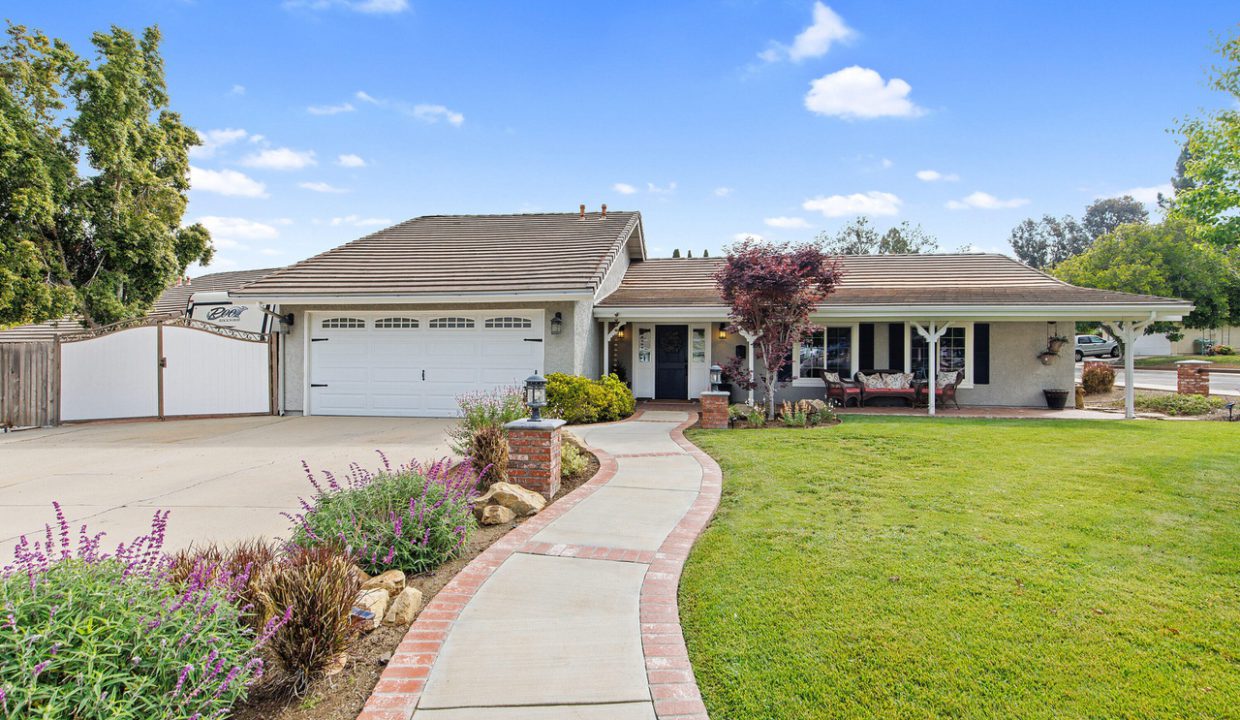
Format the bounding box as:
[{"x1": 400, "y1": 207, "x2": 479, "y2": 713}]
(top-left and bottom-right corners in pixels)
[
  {"x1": 0, "y1": 267, "x2": 280, "y2": 342},
  {"x1": 232, "y1": 212, "x2": 643, "y2": 298},
  {"x1": 596, "y1": 254, "x2": 1188, "y2": 308}
]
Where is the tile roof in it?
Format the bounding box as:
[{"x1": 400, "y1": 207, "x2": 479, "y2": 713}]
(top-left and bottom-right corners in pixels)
[
  {"x1": 596, "y1": 254, "x2": 1188, "y2": 308},
  {"x1": 0, "y1": 267, "x2": 280, "y2": 342},
  {"x1": 232, "y1": 212, "x2": 643, "y2": 298}
]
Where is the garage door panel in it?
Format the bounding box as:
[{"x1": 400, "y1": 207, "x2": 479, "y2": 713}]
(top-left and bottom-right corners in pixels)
[{"x1": 370, "y1": 367, "x2": 421, "y2": 382}]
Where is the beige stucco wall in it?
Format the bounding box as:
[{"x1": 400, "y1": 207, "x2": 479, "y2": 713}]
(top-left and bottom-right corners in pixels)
[{"x1": 279, "y1": 300, "x2": 592, "y2": 414}]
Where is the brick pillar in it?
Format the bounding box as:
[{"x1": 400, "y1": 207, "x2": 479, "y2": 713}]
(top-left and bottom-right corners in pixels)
[
  {"x1": 504, "y1": 418, "x2": 567, "y2": 499},
  {"x1": 699, "y1": 391, "x2": 730, "y2": 429},
  {"x1": 1176, "y1": 359, "x2": 1212, "y2": 397}
]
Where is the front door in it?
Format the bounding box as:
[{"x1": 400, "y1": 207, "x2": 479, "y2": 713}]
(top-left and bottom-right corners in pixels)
[{"x1": 655, "y1": 325, "x2": 689, "y2": 399}]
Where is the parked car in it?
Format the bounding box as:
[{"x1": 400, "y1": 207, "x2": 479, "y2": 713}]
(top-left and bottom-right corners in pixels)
[{"x1": 1075, "y1": 334, "x2": 1120, "y2": 362}]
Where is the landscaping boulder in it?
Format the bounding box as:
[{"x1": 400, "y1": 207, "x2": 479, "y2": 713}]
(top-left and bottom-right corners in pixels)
[
  {"x1": 383, "y1": 586, "x2": 424, "y2": 626},
  {"x1": 354, "y1": 589, "x2": 390, "y2": 632},
  {"x1": 474, "y1": 482, "x2": 546, "y2": 516},
  {"x1": 362, "y1": 569, "x2": 406, "y2": 596},
  {"x1": 478, "y1": 504, "x2": 517, "y2": 525}
]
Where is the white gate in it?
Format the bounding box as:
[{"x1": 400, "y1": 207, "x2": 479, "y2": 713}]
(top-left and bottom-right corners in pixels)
[{"x1": 59, "y1": 319, "x2": 271, "y2": 422}]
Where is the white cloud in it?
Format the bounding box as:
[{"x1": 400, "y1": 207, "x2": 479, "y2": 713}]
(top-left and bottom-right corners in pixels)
[
  {"x1": 761, "y1": 2, "x2": 854, "y2": 63},
  {"x1": 803, "y1": 191, "x2": 901, "y2": 217},
  {"x1": 713, "y1": 187, "x2": 733, "y2": 197},
  {"x1": 249, "y1": 134, "x2": 265, "y2": 144},
  {"x1": 352, "y1": 0, "x2": 407, "y2": 12},
  {"x1": 241, "y1": 147, "x2": 317, "y2": 170},
  {"x1": 212, "y1": 237, "x2": 245, "y2": 250},
  {"x1": 410, "y1": 104, "x2": 464, "y2": 126},
  {"x1": 732, "y1": 232, "x2": 765, "y2": 242},
  {"x1": 337, "y1": 153, "x2": 367, "y2": 167},
  {"x1": 945, "y1": 191, "x2": 1030, "y2": 210},
  {"x1": 613, "y1": 183, "x2": 637, "y2": 195},
  {"x1": 1109, "y1": 184, "x2": 1172, "y2": 205},
  {"x1": 209, "y1": 257, "x2": 239, "y2": 269},
  {"x1": 330, "y1": 215, "x2": 391, "y2": 227},
  {"x1": 270, "y1": 218, "x2": 295, "y2": 226},
  {"x1": 230, "y1": 84, "x2": 246, "y2": 95},
  {"x1": 916, "y1": 169, "x2": 959, "y2": 182},
  {"x1": 196, "y1": 216, "x2": 280, "y2": 240},
  {"x1": 805, "y1": 66, "x2": 924, "y2": 120},
  {"x1": 647, "y1": 181, "x2": 677, "y2": 195},
  {"x1": 189, "y1": 166, "x2": 268, "y2": 197},
  {"x1": 764, "y1": 216, "x2": 811, "y2": 229},
  {"x1": 355, "y1": 90, "x2": 381, "y2": 104},
  {"x1": 283, "y1": 0, "x2": 408, "y2": 13},
  {"x1": 259, "y1": 248, "x2": 282, "y2": 256},
  {"x1": 307, "y1": 102, "x2": 355, "y2": 115},
  {"x1": 192, "y1": 128, "x2": 248, "y2": 158},
  {"x1": 880, "y1": 158, "x2": 894, "y2": 169},
  {"x1": 299, "y1": 181, "x2": 349, "y2": 193}
]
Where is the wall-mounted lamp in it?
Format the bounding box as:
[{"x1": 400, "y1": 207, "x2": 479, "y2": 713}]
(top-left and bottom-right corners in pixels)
[
  {"x1": 550, "y1": 312, "x2": 563, "y2": 335},
  {"x1": 616, "y1": 326, "x2": 625, "y2": 340},
  {"x1": 717, "y1": 325, "x2": 728, "y2": 340}
]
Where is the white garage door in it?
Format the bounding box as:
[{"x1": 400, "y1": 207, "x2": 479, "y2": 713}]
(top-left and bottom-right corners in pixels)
[{"x1": 307, "y1": 310, "x2": 544, "y2": 417}]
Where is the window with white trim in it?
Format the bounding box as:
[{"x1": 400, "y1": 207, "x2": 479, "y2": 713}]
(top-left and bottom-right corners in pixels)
[
  {"x1": 483, "y1": 316, "x2": 532, "y2": 329},
  {"x1": 374, "y1": 317, "x2": 418, "y2": 329},
  {"x1": 321, "y1": 317, "x2": 365, "y2": 329},
  {"x1": 798, "y1": 327, "x2": 852, "y2": 379},
  {"x1": 429, "y1": 317, "x2": 475, "y2": 329},
  {"x1": 907, "y1": 322, "x2": 973, "y2": 387}
]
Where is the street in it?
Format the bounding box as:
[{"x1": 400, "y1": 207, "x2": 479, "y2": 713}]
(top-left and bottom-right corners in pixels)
[{"x1": 1075, "y1": 365, "x2": 1240, "y2": 396}]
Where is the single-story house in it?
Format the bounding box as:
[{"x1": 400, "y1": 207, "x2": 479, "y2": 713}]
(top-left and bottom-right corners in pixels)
[{"x1": 231, "y1": 209, "x2": 1192, "y2": 418}]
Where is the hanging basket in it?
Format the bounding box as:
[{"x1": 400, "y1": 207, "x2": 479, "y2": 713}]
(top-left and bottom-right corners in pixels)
[
  {"x1": 1037, "y1": 350, "x2": 1059, "y2": 366},
  {"x1": 1047, "y1": 336, "x2": 1069, "y2": 354}
]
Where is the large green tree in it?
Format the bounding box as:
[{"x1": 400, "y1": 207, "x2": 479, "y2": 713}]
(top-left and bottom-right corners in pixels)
[
  {"x1": 1168, "y1": 30, "x2": 1240, "y2": 248},
  {"x1": 1008, "y1": 214, "x2": 1091, "y2": 269},
  {"x1": 820, "y1": 216, "x2": 939, "y2": 255},
  {"x1": 1053, "y1": 219, "x2": 1240, "y2": 330},
  {"x1": 0, "y1": 23, "x2": 210, "y2": 328},
  {"x1": 1082, "y1": 195, "x2": 1148, "y2": 240}
]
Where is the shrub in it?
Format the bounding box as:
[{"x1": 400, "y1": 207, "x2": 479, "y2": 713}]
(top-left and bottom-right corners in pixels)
[
  {"x1": 168, "y1": 538, "x2": 277, "y2": 630},
  {"x1": 470, "y1": 424, "x2": 509, "y2": 489},
  {"x1": 778, "y1": 399, "x2": 837, "y2": 428},
  {"x1": 289, "y1": 455, "x2": 478, "y2": 575},
  {"x1": 729, "y1": 403, "x2": 766, "y2": 427},
  {"x1": 1081, "y1": 363, "x2": 1116, "y2": 394},
  {"x1": 545, "y1": 373, "x2": 635, "y2": 424},
  {"x1": 1214, "y1": 344, "x2": 1235, "y2": 355},
  {"x1": 1134, "y1": 393, "x2": 1225, "y2": 416},
  {"x1": 252, "y1": 545, "x2": 360, "y2": 694},
  {"x1": 1, "y1": 506, "x2": 280, "y2": 720},
  {"x1": 448, "y1": 386, "x2": 526, "y2": 456},
  {"x1": 561, "y1": 438, "x2": 590, "y2": 481}
]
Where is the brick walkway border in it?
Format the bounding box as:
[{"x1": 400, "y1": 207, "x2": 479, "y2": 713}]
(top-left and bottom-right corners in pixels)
[{"x1": 358, "y1": 408, "x2": 721, "y2": 720}]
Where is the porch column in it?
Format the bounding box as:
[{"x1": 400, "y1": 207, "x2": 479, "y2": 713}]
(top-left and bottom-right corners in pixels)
[
  {"x1": 739, "y1": 329, "x2": 757, "y2": 406},
  {"x1": 1111, "y1": 316, "x2": 1153, "y2": 419},
  {"x1": 912, "y1": 321, "x2": 951, "y2": 417}
]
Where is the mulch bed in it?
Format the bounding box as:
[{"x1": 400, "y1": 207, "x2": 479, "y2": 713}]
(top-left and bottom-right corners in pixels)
[
  {"x1": 1084, "y1": 386, "x2": 1236, "y2": 421},
  {"x1": 232, "y1": 442, "x2": 600, "y2": 720}
]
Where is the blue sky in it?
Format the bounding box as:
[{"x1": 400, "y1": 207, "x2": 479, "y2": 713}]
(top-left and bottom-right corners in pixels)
[{"x1": 10, "y1": 1, "x2": 1238, "y2": 271}]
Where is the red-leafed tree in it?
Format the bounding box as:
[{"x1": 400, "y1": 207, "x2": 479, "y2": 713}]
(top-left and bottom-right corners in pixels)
[{"x1": 715, "y1": 238, "x2": 842, "y2": 418}]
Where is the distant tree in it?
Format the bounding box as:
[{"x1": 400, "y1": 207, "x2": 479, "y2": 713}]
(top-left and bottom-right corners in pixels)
[
  {"x1": 672, "y1": 248, "x2": 681, "y2": 258},
  {"x1": 820, "y1": 217, "x2": 938, "y2": 255},
  {"x1": 1053, "y1": 219, "x2": 1240, "y2": 333},
  {"x1": 1008, "y1": 214, "x2": 1091, "y2": 269},
  {"x1": 1169, "y1": 30, "x2": 1240, "y2": 248},
  {"x1": 714, "y1": 238, "x2": 842, "y2": 418},
  {"x1": 1083, "y1": 196, "x2": 1148, "y2": 240},
  {"x1": 703, "y1": 249, "x2": 710, "y2": 257},
  {"x1": 687, "y1": 250, "x2": 693, "y2": 258},
  {"x1": 0, "y1": 23, "x2": 211, "y2": 328},
  {"x1": 1158, "y1": 145, "x2": 1196, "y2": 209}
]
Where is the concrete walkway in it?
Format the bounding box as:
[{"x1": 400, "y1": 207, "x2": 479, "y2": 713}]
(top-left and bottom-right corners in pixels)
[{"x1": 361, "y1": 410, "x2": 719, "y2": 720}]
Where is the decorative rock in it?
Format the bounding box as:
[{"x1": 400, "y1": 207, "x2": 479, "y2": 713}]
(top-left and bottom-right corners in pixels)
[
  {"x1": 383, "y1": 586, "x2": 424, "y2": 626},
  {"x1": 354, "y1": 589, "x2": 390, "y2": 632},
  {"x1": 362, "y1": 569, "x2": 405, "y2": 596},
  {"x1": 323, "y1": 652, "x2": 348, "y2": 677},
  {"x1": 478, "y1": 504, "x2": 516, "y2": 525},
  {"x1": 474, "y1": 481, "x2": 547, "y2": 516}
]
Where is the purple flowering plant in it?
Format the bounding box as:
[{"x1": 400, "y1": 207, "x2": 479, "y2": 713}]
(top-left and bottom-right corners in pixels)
[
  {"x1": 286, "y1": 452, "x2": 479, "y2": 575},
  {"x1": 0, "y1": 504, "x2": 285, "y2": 720}
]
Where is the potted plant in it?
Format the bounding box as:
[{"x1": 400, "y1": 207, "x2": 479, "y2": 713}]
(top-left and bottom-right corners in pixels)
[
  {"x1": 1043, "y1": 388, "x2": 1070, "y2": 409},
  {"x1": 1047, "y1": 334, "x2": 1070, "y2": 354},
  {"x1": 1037, "y1": 350, "x2": 1059, "y2": 365}
]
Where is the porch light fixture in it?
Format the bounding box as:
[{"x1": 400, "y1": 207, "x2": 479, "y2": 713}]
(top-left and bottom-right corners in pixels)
[
  {"x1": 525, "y1": 372, "x2": 548, "y2": 421},
  {"x1": 550, "y1": 312, "x2": 563, "y2": 335},
  {"x1": 710, "y1": 364, "x2": 723, "y2": 390},
  {"x1": 717, "y1": 326, "x2": 728, "y2": 340},
  {"x1": 617, "y1": 326, "x2": 625, "y2": 340}
]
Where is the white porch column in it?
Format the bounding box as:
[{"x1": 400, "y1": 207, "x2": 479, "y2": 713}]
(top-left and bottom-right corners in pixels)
[
  {"x1": 1112, "y1": 315, "x2": 1153, "y2": 420},
  {"x1": 740, "y1": 329, "x2": 757, "y2": 406},
  {"x1": 912, "y1": 321, "x2": 951, "y2": 417}
]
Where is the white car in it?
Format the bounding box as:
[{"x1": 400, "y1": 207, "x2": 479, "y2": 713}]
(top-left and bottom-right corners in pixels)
[{"x1": 1075, "y1": 334, "x2": 1120, "y2": 362}]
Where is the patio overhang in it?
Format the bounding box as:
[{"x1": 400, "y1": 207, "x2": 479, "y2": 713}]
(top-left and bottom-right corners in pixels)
[{"x1": 594, "y1": 302, "x2": 1193, "y2": 323}]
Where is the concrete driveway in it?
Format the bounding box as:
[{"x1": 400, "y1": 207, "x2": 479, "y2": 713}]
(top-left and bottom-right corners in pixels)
[{"x1": 0, "y1": 415, "x2": 455, "y2": 559}]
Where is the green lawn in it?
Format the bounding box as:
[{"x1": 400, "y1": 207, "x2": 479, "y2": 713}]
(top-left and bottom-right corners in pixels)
[
  {"x1": 1133, "y1": 354, "x2": 1240, "y2": 368},
  {"x1": 682, "y1": 417, "x2": 1240, "y2": 719}
]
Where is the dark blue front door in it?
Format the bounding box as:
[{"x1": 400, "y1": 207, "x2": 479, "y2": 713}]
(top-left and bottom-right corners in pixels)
[{"x1": 655, "y1": 325, "x2": 689, "y2": 399}]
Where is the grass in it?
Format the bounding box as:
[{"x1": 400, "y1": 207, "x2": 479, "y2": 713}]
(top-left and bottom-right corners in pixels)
[
  {"x1": 682, "y1": 417, "x2": 1240, "y2": 719},
  {"x1": 1133, "y1": 354, "x2": 1240, "y2": 368}
]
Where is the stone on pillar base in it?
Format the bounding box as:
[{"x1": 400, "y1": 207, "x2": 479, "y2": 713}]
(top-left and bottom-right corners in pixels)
[
  {"x1": 1176, "y1": 359, "x2": 1212, "y2": 397},
  {"x1": 503, "y1": 418, "x2": 568, "y2": 500},
  {"x1": 699, "y1": 391, "x2": 731, "y2": 429}
]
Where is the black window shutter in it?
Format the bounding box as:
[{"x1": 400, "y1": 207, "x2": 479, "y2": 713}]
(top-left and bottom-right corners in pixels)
[
  {"x1": 974, "y1": 323, "x2": 990, "y2": 385},
  {"x1": 859, "y1": 323, "x2": 875, "y2": 371},
  {"x1": 888, "y1": 323, "x2": 905, "y2": 371}
]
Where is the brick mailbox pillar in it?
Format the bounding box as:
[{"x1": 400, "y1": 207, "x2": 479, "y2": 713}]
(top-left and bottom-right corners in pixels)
[
  {"x1": 1176, "y1": 359, "x2": 1212, "y2": 396},
  {"x1": 699, "y1": 390, "x2": 731, "y2": 429},
  {"x1": 504, "y1": 418, "x2": 567, "y2": 500}
]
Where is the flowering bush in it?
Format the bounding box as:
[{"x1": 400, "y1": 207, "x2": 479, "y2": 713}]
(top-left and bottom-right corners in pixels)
[
  {"x1": 288, "y1": 454, "x2": 478, "y2": 575},
  {"x1": 1081, "y1": 363, "x2": 1116, "y2": 395},
  {"x1": 0, "y1": 505, "x2": 282, "y2": 720},
  {"x1": 448, "y1": 386, "x2": 527, "y2": 455}
]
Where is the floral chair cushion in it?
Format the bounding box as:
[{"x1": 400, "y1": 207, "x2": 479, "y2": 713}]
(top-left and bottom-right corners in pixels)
[
  {"x1": 823, "y1": 371, "x2": 842, "y2": 384},
  {"x1": 936, "y1": 370, "x2": 960, "y2": 388}
]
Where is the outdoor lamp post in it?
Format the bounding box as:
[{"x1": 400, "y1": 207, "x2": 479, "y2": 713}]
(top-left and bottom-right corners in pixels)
[
  {"x1": 710, "y1": 364, "x2": 723, "y2": 391},
  {"x1": 525, "y1": 372, "x2": 548, "y2": 421}
]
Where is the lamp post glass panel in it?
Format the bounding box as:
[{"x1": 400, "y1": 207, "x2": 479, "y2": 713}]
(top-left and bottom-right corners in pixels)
[
  {"x1": 710, "y1": 364, "x2": 723, "y2": 391},
  {"x1": 525, "y1": 373, "x2": 548, "y2": 421}
]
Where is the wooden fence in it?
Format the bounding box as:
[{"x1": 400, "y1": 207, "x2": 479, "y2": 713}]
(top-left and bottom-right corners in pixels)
[{"x1": 0, "y1": 342, "x2": 57, "y2": 429}]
